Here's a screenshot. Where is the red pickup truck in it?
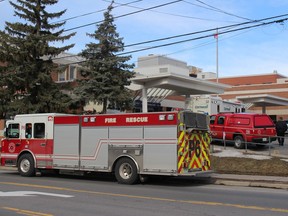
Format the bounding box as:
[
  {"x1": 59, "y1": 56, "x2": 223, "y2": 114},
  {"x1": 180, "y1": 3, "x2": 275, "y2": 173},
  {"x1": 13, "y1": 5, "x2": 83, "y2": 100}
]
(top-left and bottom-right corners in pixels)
[{"x1": 210, "y1": 113, "x2": 277, "y2": 149}]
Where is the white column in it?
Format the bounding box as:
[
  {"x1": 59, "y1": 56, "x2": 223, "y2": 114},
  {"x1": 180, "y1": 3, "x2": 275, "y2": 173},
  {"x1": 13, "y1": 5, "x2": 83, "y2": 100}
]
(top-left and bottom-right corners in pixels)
[
  {"x1": 262, "y1": 106, "x2": 266, "y2": 114},
  {"x1": 142, "y1": 88, "x2": 148, "y2": 113},
  {"x1": 184, "y1": 95, "x2": 190, "y2": 109}
]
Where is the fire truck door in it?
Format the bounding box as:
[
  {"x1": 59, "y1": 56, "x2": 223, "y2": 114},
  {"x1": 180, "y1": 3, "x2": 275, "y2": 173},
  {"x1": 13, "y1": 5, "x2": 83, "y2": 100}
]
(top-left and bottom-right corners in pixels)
[
  {"x1": 18, "y1": 123, "x2": 51, "y2": 168},
  {"x1": 210, "y1": 116, "x2": 225, "y2": 140},
  {"x1": 4, "y1": 123, "x2": 21, "y2": 164}
]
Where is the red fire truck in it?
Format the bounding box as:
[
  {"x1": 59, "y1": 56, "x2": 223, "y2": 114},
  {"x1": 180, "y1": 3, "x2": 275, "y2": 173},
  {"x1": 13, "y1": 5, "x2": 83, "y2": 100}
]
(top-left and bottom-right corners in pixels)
[{"x1": 0, "y1": 111, "x2": 211, "y2": 184}]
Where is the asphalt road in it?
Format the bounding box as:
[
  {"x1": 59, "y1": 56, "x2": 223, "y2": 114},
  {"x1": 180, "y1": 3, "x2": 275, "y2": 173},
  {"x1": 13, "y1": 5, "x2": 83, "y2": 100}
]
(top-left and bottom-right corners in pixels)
[{"x1": 0, "y1": 170, "x2": 287, "y2": 216}]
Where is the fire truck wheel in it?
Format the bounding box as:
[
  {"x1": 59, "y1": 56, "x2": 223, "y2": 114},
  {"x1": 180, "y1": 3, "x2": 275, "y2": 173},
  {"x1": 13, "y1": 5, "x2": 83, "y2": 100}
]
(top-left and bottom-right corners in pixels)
[
  {"x1": 18, "y1": 154, "x2": 36, "y2": 177},
  {"x1": 115, "y1": 158, "x2": 138, "y2": 184},
  {"x1": 234, "y1": 135, "x2": 245, "y2": 149}
]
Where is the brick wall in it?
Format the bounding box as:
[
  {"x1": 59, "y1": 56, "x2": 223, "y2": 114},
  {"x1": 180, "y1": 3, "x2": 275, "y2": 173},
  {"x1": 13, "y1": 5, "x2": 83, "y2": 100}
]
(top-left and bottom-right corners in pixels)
[
  {"x1": 208, "y1": 73, "x2": 285, "y2": 85},
  {"x1": 208, "y1": 74, "x2": 288, "y2": 119}
]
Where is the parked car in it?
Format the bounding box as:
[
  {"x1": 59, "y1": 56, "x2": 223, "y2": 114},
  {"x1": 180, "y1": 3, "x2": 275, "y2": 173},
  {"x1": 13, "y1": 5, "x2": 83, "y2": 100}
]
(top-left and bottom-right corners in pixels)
[{"x1": 210, "y1": 113, "x2": 277, "y2": 149}]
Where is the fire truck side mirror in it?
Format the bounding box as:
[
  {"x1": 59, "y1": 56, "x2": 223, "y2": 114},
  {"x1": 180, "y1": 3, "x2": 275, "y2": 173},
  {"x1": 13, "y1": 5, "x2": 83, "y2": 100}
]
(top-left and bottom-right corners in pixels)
[{"x1": 3, "y1": 128, "x2": 8, "y2": 138}]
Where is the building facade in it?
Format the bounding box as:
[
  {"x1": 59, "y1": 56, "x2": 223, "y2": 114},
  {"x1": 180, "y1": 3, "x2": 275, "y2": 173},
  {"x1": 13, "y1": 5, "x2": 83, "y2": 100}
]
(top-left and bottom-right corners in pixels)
[
  {"x1": 51, "y1": 53, "x2": 288, "y2": 120},
  {"x1": 207, "y1": 72, "x2": 288, "y2": 121},
  {"x1": 133, "y1": 55, "x2": 288, "y2": 120}
]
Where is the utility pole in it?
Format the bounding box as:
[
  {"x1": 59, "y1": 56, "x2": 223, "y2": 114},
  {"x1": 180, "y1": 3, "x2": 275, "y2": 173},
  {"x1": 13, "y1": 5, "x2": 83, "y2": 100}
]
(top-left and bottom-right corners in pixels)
[{"x1": 216, "y1": 28, "x2": 219, "y2": 83}]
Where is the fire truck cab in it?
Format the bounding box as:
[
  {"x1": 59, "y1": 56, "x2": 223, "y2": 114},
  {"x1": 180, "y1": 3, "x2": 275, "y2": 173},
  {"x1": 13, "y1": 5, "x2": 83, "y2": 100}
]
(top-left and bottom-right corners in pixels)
[{"x1": 1, "y1": 111, "x2": 211, "y2": 184}]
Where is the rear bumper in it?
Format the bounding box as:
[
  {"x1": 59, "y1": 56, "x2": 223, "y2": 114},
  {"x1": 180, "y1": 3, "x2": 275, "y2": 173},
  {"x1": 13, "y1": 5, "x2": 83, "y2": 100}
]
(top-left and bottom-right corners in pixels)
[
  {"x1": 252, "y1": 137, "x2": 276, "y2": 143},
  {"x1": 177, "y1": 170, "x2": 214, "y2": 177}
]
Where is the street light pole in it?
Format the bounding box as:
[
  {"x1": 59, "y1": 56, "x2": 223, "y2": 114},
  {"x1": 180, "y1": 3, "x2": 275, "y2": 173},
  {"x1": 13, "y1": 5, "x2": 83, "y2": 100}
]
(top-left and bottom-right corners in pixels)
[{"x1": 216, "y1": 28, "x2": 219, "y2": 83}]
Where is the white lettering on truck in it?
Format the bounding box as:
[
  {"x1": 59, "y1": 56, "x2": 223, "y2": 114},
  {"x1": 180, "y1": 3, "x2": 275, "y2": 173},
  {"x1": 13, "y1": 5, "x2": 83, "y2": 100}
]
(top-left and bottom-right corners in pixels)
[
  {"x1": 105, "y1": 118, "x2": 116, "y2": 123},
  {"x1": 126, "y1": 117, "x2": 148, "y2": 123}
]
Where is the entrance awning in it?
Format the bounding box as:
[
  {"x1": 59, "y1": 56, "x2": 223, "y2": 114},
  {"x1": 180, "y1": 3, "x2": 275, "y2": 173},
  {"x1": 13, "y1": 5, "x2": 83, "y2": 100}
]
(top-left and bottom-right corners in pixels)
[
  {"x1": 236, "y1": 94, "x2": 288, "y2": 113},
  {"x1": 130, "y1": 73, "x2": 229, "y2": 112}
]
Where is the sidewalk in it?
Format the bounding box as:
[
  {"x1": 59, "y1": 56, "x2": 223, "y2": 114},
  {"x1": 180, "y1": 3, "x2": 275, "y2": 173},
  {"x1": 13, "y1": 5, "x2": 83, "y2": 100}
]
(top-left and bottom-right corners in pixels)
[{"x1": 210, "y1": 173, "x2": 288, "y2": 189}]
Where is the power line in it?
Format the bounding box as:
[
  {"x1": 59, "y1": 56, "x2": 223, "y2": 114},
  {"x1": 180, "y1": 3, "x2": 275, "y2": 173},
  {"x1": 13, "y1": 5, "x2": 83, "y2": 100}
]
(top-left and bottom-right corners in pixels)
[
  {"x1": 165, "y1": 28, "x2": 255, "y2": 57},
  {"x1": 119, "y1": 17, "x2": 288, "y2": 55},
  {"x1": 131, "y1": 29, "x2": 255, "y2": 66},
  {"x1": 107, "y1": 0, "x2": 239, "y2": 23},
  {"x1": 5, "y1": 7, "x2": 284, "y2": 63},
  {"x1": 124, "y1": 13, "x2": 288, "y2": 48},
  {"x1": 54, "y1": 0, "x2": 238, "y2": 29},
  {"x1": 53, "y1": 16, "x2": 288, "y2": 66},
  {"x1": 2, "y1": 18, "x2": 286, "y2": 74},
  {"x1": 49, "y1": 20, "x2": 251, "y2": 61},
  {"x1": 52, "y1": 0, "x2": 142, "y2": 24},
  {"x1": 64, "y1": 0, "x2": 184, "y2": 32},
  {"x1": 45, "y1": 14, "x2": 288, "y2": 63},
  {"x1": 192, "y1": 0, "x2": 253, "y2": 21}
]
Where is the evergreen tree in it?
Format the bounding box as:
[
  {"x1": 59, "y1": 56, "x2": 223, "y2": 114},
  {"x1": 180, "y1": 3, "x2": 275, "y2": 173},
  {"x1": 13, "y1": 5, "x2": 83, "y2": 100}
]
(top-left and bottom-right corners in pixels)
[
  {"x1": 0, "y1": 0, "x2": 75, "y2": 116},
  {"x1": 75, "y1": 1, "x2": 135, "y2": 114},
  {"x1": 0, "y1": 65, "x2": 11, "y2": 119}
]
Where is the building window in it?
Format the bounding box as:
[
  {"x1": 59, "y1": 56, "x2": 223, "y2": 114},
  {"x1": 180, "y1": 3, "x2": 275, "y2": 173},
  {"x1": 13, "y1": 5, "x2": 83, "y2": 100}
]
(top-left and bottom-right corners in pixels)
[
  {"x1": 58, "y1": 65, "x2": 67, "y2": 82},
  {"x1": 58, "y1": 65, "x2": 77, "y2": 82},
  {"x1": 69, "y1": 65, "x2": 76, "y2": 81},
  {"x1": 159, "y1": 67, "x2": 168, "y2": 73},
  {"x1": 58, "y1": 71, "x2": 65, "y2": 81}
]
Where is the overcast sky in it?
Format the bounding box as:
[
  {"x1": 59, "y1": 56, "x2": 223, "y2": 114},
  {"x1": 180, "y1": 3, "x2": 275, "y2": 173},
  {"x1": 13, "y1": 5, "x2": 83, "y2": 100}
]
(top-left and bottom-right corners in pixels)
[{"x1": 1, "y1": 0, "x2": 288, "y2": 77}]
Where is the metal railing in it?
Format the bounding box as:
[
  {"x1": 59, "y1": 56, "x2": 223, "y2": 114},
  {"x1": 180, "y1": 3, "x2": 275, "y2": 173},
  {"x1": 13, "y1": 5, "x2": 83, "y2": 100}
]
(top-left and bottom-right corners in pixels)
[{"x1": 210, "y1": 131, "x2": 288, "y2": 158}]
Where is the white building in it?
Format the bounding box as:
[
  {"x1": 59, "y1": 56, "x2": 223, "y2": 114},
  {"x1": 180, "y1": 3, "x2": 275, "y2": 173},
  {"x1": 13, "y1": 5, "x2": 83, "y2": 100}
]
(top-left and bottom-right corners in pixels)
[
  {"x1": 135, "y1": 54, "x2": 190, "y2": 76},
  {"x1": 132, "y1": 55, "x2": 228, "y2": 112}
]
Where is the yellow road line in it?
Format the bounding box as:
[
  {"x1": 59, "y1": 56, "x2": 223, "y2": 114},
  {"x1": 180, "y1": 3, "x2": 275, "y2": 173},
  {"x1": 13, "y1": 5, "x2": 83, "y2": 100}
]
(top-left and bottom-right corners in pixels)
[
  {"x1": 2, "y1": 207, "x2": 53, "y2": 216},
  {"x1": 1, "y1": 181, "x2": 287, "y2": 213}
]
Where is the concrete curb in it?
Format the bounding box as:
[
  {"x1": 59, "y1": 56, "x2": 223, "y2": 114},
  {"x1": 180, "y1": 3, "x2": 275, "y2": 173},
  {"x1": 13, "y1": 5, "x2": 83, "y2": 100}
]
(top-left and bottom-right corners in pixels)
[
  {"x1": 210, "y1": 173, "x2": 288, "y2": 189},
  {"x1": 213, "y1": 179, "x2": 288, "y2": 189}
]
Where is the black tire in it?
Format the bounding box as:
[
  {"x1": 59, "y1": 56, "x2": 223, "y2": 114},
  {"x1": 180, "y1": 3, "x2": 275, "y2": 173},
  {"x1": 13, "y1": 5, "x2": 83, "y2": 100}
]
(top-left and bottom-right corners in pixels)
[
  {"x1": 17, "y1": 154, "x2": 36, "y2": 177},
  {"x1": 234, "y1": 135, "x2": 245, "y2": 149},
  {"x1": 115, "y1": 158, "x2": 138, "y2": 184}
]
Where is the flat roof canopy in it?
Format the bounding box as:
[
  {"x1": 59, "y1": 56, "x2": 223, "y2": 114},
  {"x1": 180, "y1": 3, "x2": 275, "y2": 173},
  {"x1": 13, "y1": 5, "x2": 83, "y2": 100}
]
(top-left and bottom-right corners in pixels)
[
  {"x1": 130, "y1": 73, "x2": 229, "y2": 112},
  {"x1": 131, "y1": 73, "x2": 229, "y2": 95},
  {"x1": 236, "y1": 94, "x2": 288, "y2": 113},
  {"x1": 236, "y1": 94, "x2": 288, "y2": 106}
]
